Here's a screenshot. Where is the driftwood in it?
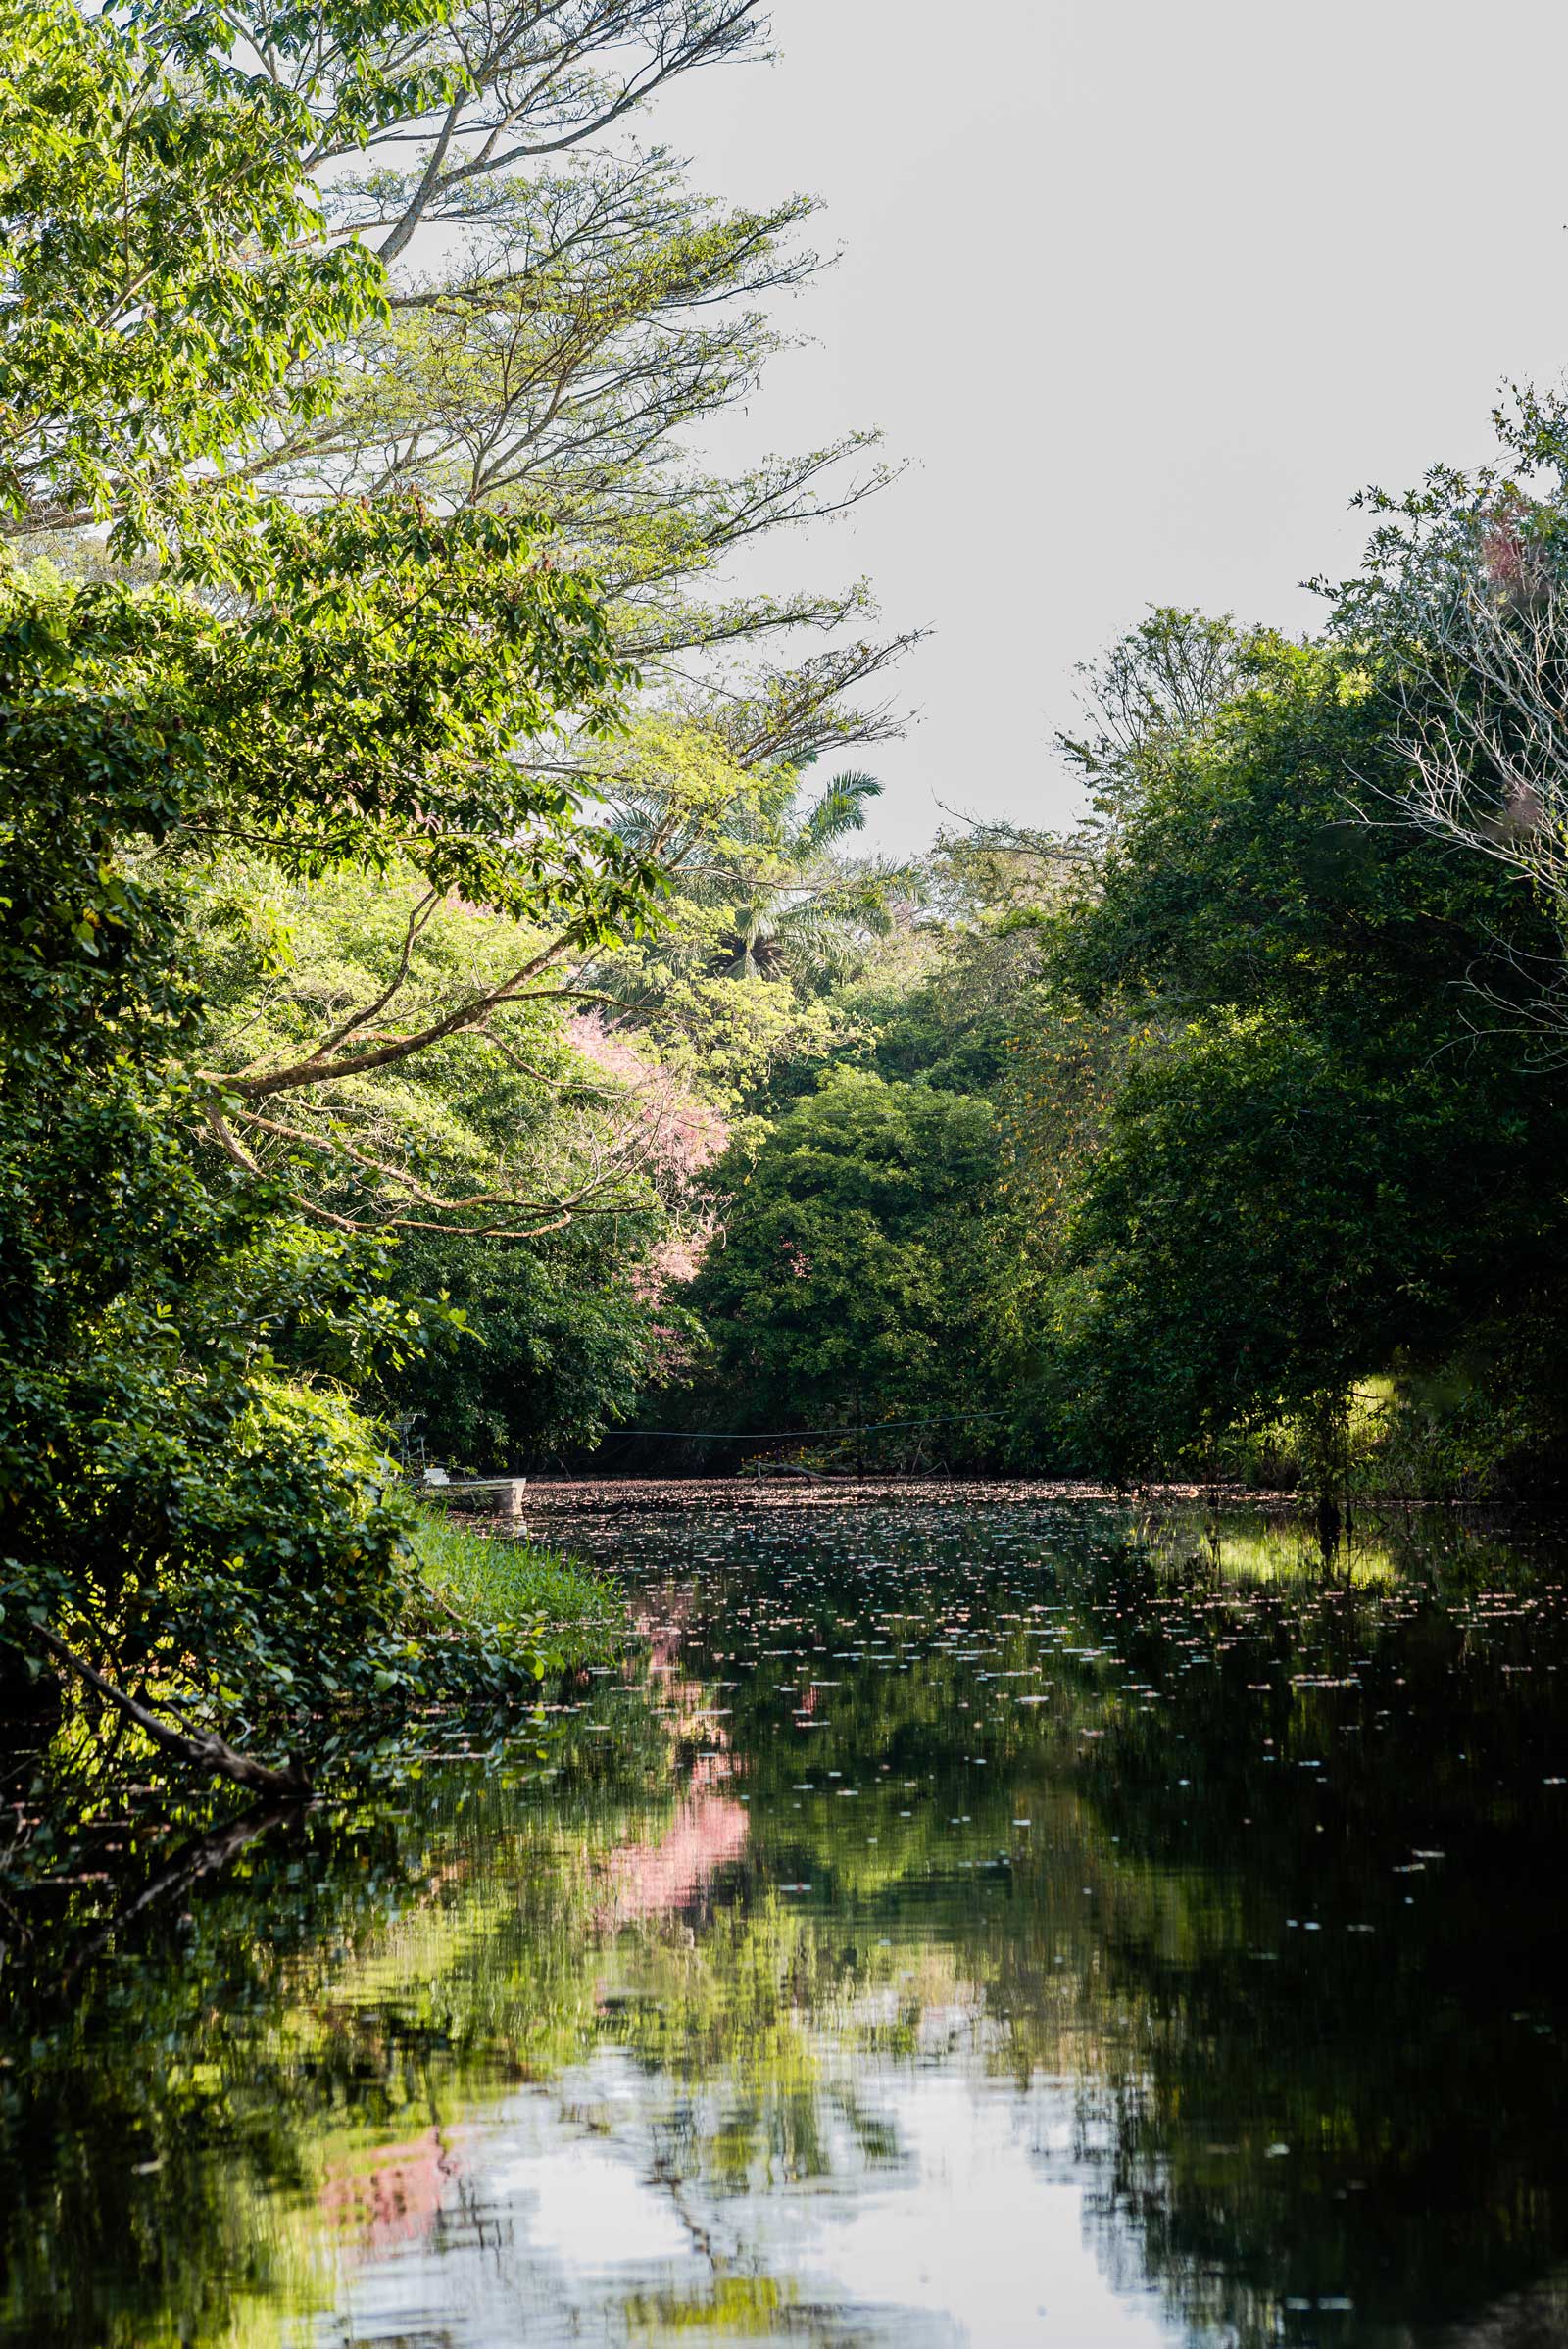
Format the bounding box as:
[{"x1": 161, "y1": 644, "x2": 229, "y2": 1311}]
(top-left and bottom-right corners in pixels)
[{"x1": 32, "y1": 1625, "x2": 311, "y2": 1797}]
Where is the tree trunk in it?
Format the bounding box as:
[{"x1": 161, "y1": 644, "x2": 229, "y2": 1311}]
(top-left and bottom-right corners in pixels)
[{"x1": 32, "y1": 1627, "x2": 311, "y2": 1797}]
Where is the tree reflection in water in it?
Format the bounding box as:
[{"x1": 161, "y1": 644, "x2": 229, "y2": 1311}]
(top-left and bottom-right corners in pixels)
[{"x1": 4, "y1": 1495, "x2": 1568, "y2": 2347}]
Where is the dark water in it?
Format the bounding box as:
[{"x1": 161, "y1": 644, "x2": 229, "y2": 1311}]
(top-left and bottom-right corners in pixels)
[{"x1": 7, "y1": 1496, "x2": 1568, "y2": 2348}]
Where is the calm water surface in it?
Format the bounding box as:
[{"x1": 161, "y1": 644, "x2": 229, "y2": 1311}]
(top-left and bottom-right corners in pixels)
[{"x1": 7, "y1": 1494, "x2": 1568, "y2": 2348}]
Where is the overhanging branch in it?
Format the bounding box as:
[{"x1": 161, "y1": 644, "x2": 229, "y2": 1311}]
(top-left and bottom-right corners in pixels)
[{"x1": 33, "y1": 1626, "x2": 311, "y2": 1797}]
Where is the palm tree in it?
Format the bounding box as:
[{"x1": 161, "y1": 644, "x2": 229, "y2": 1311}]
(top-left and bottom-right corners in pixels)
[
  {"x1": 596, "y1": 752, "x2": 922, "y2": 1001},
  {"x1": 708, "y1": 768, "x2": 898, "y2": 984}
]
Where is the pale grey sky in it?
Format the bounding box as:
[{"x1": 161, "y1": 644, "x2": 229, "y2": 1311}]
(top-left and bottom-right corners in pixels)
[{"x1": 652, "y1": 0, "x2": 1568, "y2": 855}]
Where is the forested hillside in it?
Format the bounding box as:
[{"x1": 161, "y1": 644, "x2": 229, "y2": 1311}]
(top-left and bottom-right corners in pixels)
[
  {"x1": 6, "y1": 0, "x2": 1568, "y2": 1800},
  {"x1": 249, "y1": 562, "x2": 1568, "y2": 1505},
  {"x1": 587, "y1": 588, "x2": 1568, "y2": 1502}
]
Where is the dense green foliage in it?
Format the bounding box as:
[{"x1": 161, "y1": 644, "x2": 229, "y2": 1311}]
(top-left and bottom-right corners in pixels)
[
  {"x1": 685, "y1": 1072, "x2": 1004, "y2": 1441},
  {"x1": 0, "y1": 512, "x2": 639, "y2": 1748},
  {"x1": 0, "y1": 0, "x2": 911, "y2": 1780},
  {"x1": 1033, "y1": 639, "x2": 1568, "y2": 1480},
  {"x1": 647, "y1": 611, "x2": 1568, "y2": 1498},
  {"x1": 0, "y1": 0, "x2": 664, "y2": 1766},
  {"x1": 386, "y1": 1227, "x2": 666, "y2": 1466},
  {"x1": 9, "y1": 0, "x2": 1568, "y2": 1819}
]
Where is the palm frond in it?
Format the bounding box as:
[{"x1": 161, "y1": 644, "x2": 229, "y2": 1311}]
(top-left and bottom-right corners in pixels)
[{"x1": 790, "y1": 769, "x2": 881, "y2": 860}]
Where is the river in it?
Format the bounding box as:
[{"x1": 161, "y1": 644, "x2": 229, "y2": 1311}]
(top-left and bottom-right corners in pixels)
[{"x1": 6, "y1": 1488, "x2": 1568, "y2": 2347}]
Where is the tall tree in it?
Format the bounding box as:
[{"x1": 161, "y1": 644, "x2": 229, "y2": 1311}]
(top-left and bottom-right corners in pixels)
[
  {"x1": 2, "y1": 0, "x2": 908, "y2": 744},
  {"x1": 0, "y1": 3, "x2": 699, "y2": 1776},
  {"x1": 682, "y1": 1071, "x2": 1005, "y2": 1444},
  {"x1": 1334, "y1": 398, "x2": 1568, "y2": 1060},
  {"x1": 2, "y1": 0, "x2": 911, "y2": 1226},
  {"x1": 1033, "y1": 634, "x2": 1568, "y2": 1481}
]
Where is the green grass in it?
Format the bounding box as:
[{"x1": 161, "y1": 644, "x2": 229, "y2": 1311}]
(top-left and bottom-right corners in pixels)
[{"x1": 409, "y1": 1508, "x2": 625, "y2": 1659}]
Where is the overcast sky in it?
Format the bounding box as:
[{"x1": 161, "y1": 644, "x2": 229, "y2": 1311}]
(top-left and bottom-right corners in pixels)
[{"x1": 651, "y1": 0, "x2": 1568, "y2": 855}]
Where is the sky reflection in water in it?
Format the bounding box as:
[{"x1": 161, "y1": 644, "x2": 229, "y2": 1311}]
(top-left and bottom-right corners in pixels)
[{"x1": 7, "y1": 1495, "x2": 1568, "y2": 2348}]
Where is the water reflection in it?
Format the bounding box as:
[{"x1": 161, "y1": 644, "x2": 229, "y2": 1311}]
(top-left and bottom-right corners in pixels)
[{"x1": 5, "y1": 1499, "x2": 1568, "y2": 2346}]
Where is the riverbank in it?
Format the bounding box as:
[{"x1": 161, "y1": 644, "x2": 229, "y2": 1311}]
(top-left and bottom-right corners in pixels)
[{"x1": 410, "y1": 1508, "x2": 625, "y2": 1659}]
